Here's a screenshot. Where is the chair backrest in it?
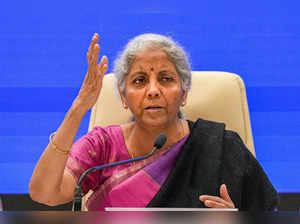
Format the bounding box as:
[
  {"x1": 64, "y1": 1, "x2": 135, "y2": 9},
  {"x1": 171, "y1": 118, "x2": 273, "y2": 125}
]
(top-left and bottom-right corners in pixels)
[
  {"x1": 89, "y1": 71, "x2": 255, "y2": 155},
  {"x1": 83, "y1": 71, "x2": 256, "y2": 210}
]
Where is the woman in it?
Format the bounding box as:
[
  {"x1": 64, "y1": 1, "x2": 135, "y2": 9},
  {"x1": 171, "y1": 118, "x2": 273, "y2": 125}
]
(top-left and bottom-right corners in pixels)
[{"x1": 29, "y1": 33, "x2": 278, "y2": 211}]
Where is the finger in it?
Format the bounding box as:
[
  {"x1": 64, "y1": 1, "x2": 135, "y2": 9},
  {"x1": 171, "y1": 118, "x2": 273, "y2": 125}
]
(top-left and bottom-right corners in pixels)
[
  {"x1": 88, "y1": 33, "x2": 99, "y2": 54},
  {"x1": 87, "y1": 33, "x2": 99, "y2": 62},
  {"x1": 220, "y1": 184, "x2": 233, "y2": 203},
  {"x1": 91, "y1": 43, "x2": 100, "y2": 66},
  {"x1": 99, "y1": 63, "x2": 108, "y2": 76},
  {"x1": 97, "y1": 61, "x2": 108, "y2": 84},
  {"x1": 99, "y1": 55, "x2": 108, "y2": 72},
  {"x1": 84, "y1": 44, "x2": 100, "y2": 85},
  {"x1": 200, "y1": 196, "x2": 234, "y2": 208},
  {"x1": 204, "y1": 200, "x2": 227, "y2": 208},
  {"x1": 200, "y1": 195, "x2": 226, "y2": 204}
]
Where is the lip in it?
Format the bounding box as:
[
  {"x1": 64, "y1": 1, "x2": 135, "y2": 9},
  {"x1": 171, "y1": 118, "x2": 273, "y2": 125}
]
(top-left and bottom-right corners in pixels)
[{"x1": 145, "y1": 106, "x2": 164, "y2": 110}]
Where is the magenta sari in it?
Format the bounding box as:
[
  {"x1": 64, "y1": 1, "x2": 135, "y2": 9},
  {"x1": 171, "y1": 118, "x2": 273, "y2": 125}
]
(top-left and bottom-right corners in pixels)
[{"x1": 66, "y1": 125, "x2": 188, "y2": 211}]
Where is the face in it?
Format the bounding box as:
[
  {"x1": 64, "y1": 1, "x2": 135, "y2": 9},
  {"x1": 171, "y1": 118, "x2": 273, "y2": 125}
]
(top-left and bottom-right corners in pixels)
[{"x1": 119, "y1": 47, "x2": 187, "y2": 128}]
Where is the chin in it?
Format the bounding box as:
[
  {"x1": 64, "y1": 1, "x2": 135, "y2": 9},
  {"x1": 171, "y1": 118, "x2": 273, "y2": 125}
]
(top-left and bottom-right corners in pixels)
[{"x1": 139, "y1": 117, "x2": 173, "y2": 129}]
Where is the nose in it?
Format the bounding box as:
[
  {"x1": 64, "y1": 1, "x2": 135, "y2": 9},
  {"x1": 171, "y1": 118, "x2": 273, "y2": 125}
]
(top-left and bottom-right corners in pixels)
[{"x1": 147, "y1": 79, "x2": 160, "y2": 98}]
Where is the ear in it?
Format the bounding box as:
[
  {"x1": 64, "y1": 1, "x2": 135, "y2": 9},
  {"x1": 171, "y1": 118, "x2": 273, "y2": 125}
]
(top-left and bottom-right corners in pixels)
[
  {"x1": 181, "y1": 90, "x2": 188, "y2": 106},
  {"x1": 118, "y1": 83, "x2": 128, "y2": 108}
]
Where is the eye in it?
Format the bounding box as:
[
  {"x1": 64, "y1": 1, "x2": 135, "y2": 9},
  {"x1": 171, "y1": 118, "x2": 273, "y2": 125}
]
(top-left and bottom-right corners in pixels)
[
  {"x1": 159, "y1": 70, "x2": 176, "y2": 83},
  {"x1": 133, "y1": 76, "x2": 146, "y2": 85},
  {"x1": 161, "y1": 76, "x2": 174, "y2": 82}
]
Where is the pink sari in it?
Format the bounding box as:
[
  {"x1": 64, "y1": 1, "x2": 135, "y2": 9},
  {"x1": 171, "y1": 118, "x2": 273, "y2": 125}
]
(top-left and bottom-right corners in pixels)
[{"x1": 66, "y1": 125, "x2": 188, "y2": 211}]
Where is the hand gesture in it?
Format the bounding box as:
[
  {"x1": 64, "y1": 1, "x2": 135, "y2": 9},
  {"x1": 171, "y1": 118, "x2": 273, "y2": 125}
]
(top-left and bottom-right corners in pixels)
[
  {"x1": 199, "y1": 184, "x2": 235, "y2": 208},
  {"x1": 74, "y1": 33, "x2": 108, "y2": 113}
]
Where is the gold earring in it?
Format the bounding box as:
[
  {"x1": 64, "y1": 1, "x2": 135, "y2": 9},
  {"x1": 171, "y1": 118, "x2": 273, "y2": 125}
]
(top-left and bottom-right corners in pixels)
[{"x1": 181, "y1": 102, "x2": 186, "y2": 107}]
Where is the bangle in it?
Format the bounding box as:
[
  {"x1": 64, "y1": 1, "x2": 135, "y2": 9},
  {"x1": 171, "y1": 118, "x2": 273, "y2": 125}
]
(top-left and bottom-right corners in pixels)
[{"x1": 49, "y1": 132, "x2": 70, "y2": 155}]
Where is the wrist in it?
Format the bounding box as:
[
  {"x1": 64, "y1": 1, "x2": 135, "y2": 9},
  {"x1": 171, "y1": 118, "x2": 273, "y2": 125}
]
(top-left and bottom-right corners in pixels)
[{"x1": 68, "y1": 100, "x2": 88, "y2": 120}]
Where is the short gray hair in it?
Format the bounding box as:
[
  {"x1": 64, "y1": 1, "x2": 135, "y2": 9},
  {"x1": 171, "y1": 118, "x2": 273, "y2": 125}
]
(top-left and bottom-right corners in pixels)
[{"x1": 113, "y1": 33, "x2": 192, "y2": 93}]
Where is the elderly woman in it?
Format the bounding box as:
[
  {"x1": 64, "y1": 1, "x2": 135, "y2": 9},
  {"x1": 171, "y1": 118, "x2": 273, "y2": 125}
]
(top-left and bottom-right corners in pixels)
[{"x1": 29, "y1": 33, "x2": 278, "y2": 211}]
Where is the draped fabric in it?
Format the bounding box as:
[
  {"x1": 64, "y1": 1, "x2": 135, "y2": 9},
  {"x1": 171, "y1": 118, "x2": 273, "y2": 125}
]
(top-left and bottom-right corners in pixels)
[
  {"x1": 66, "y1": 118, "x2": 278, "y2": 211},
  {"x1": 66, "y1": 125, "x2": 188, "y2": 211},
  {"x1": 148, "y1": 119, "x2": 279, "y2": 211}
]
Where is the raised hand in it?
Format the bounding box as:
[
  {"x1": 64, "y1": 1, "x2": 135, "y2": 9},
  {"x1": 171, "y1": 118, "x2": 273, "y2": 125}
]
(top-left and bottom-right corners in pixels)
[
  {"x1": 199, "y1": 184, "x2": 235, "y2": 208},
  {"x1": 73, "y1": 33, "x2": 108, "y2": 114}
]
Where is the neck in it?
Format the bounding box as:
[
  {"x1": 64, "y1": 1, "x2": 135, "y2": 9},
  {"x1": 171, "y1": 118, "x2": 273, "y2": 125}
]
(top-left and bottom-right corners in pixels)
[{"x1": 124, "y1": 119, "x2": 189, "y2": 158}]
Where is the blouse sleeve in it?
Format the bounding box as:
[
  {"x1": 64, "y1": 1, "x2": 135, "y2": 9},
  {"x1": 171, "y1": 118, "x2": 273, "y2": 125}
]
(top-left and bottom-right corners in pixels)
[{"x1": 66, "y1": 127, "x2": 110, "y2": 195}]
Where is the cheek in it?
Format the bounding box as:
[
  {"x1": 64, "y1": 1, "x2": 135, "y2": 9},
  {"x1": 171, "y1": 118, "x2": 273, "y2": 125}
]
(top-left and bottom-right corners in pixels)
[
  {"x1": 171, "y1": 95, "x2": 182, "y2": 107},
  {"x1": 165, "y1": 90, "x2": 183, "y2": 109},
  {"x1": 170, "y1": 87, "x2": 183, "y2": 102},
  {"x1": 125, "y1": 89, "x2": 146, "y2": 111}
]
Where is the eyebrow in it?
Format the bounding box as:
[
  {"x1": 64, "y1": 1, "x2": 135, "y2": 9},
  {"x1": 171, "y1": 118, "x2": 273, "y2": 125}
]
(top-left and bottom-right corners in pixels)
[
  {"x1": 128, "y1": 71, "x2": 147, "y2": 80},
  {"x1": 158, "y1": 70, "x2": 169, "y2": 74},
  {"x1": 158, "y1": 70, "x2": 176, "y2": 76},
  {"x1": 134, "y1": 71, "x2": 147, "y2": 75},
  {"x1": 131, "y1": 70, "x2": 174, "y2": 77}
]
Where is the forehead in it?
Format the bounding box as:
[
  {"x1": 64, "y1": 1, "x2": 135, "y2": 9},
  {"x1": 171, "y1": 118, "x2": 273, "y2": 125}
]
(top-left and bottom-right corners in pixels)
[{"x1": 130, "y1": 47, "x2": 175, "y2": 70}]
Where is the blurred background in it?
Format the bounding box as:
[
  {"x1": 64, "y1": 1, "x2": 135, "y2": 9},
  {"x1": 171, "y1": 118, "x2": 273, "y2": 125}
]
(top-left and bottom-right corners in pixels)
[{"x1": 0, "y1": 0, "x2": 299, "y2": 209}]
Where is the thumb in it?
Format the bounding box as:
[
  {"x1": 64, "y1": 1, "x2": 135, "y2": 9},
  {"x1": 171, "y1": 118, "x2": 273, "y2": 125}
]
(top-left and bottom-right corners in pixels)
[{"x1": 220, "y1": 184, "x2": 233, "y2": 203}]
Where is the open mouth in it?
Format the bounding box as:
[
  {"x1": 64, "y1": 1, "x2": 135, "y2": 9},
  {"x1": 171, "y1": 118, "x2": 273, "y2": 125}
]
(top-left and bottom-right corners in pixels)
[{"x1": 145, "y1": 106, "x2": 163, "y2": 110}]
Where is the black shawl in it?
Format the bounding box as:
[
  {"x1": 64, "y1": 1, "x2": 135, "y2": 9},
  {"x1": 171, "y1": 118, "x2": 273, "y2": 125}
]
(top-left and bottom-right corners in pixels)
[{"x1": 148, "y1": 118, "x2": 279, "y2": 211}]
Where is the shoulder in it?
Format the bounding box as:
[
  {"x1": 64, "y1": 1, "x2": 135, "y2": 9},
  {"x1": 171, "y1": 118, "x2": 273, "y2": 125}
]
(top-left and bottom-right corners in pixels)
[
  {"x1": 70, "y1": 125, "x2": 123, "y2": 158},
  {"x1": 89, "y1": 125, "x2": 122, "y2": 135},
  {"x1": 188, "y1": 118, "x2": 253, "y2": 162},
  {"x1": 86, "y1": 125, "x2": 123, "y2": 144},
  {"x1": 187, "y1": 118, "x2": 225, "y2": 142},
  {"x1": 222, "y1": 130, "x2": 249, "y2": 154},
  {"x1": 222, "y1": 130, "x2": 255, "y2": 163},
  {"x1": 188, "y1": 118, "x2": 225, "y2": 134},
  {"x1": 188, "y1": 118, "x2": 248, "y2": 151}
]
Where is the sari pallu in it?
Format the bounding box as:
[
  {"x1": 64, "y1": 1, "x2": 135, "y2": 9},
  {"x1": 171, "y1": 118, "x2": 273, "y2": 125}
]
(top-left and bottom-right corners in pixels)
[
  {"x1": 85, "y1": 135, "x2": 189, "y2": 211},
  {"x1": 148, "y1": 119, "x2": 279, "y2": 210}
]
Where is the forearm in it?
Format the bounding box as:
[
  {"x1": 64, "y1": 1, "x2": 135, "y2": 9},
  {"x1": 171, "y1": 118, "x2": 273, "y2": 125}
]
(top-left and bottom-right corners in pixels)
[
  {"x1": 29, "y1": 33, "x2": 107, "y2": 205},
  {"x1": 29, "y1": 102, "x2": 86, "y2": 204}
]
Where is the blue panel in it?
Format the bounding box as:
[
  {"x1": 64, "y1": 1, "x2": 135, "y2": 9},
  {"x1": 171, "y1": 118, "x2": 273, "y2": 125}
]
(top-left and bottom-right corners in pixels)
[
  {"x1": 261, "y1": 162, "x2": 300, "y2": 193},
  {"x1": 1, "y1": 0, "x2": 300, "y2": 194},
  {"x1": 247, "y1": 87, "x2": 300, "y2": 112},
  {"x1": 0, "y1": 163, "x2": 36, "y2": 194},
  {"x1": 1, "y1": 87, "x2": 300, "y2": 112},
  {"x1": 255, "y1": 136, "x2": 300, "y2": 162},
  {"x1": 0, "y1": 136, "x2": 47, "y2": 163},
  {"x1": 0, "y1": 112, "x2": 91, "y2": 136},
  {"x1": 251, "y1": 112, "x2": 300, "y2": 136},
  {"x1": 0, "y1": 88, "x2": 77, "y2": 112}
]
